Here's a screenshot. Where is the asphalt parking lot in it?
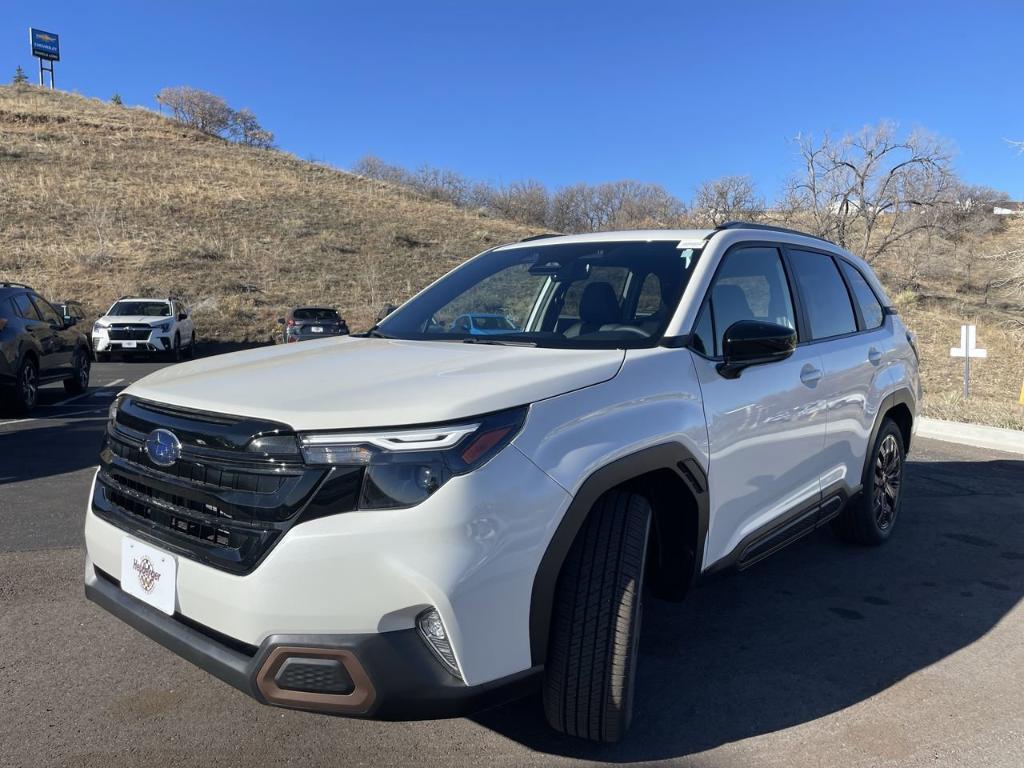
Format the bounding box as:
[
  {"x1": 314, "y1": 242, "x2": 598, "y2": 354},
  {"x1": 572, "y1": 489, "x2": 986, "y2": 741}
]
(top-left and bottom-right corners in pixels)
[{"x1": 1, "y1": 357, "x2": 1022, "y2": 768}]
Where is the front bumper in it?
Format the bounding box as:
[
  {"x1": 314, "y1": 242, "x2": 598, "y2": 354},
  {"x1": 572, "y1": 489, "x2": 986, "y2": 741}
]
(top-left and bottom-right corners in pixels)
[
  {"x1": 84, "y1": 440, "x2": 570, "y2": 693},
  {"x1": 94, "y1": 331, "x2": 173, "y2": 353},
  {"x1": 84, "y1": 559, "x2": 540, "y2": 719}
]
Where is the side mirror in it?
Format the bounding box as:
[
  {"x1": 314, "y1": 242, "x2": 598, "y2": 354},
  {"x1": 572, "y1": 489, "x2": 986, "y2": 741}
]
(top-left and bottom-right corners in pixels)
[
  {"x1": 177, "y1": 312, "x2": 187, "y2": 321},
  {"x1": 717, "y1": 320, "x2": 796, "y2": 379},
  {"x1": 276, "y1": 317, "x2": 286, "y2": 325}
]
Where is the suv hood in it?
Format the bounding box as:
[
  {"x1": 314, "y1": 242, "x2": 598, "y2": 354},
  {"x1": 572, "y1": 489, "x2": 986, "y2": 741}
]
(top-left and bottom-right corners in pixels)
[
  {"x1": 125, "y1": 336, "x2": 625, "y2": 430},
  {"x1": 99, "y1": 315, "x2": 171, "y2": 326}
]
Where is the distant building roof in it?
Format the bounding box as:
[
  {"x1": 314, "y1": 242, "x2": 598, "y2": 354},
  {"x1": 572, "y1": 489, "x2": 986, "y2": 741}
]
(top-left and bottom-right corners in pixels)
[{"x1": 993, "y1": 201, "x2": 1024, "y2": 214}]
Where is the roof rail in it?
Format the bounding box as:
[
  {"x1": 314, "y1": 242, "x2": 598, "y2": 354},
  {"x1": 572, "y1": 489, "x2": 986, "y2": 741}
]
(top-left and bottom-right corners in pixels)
[
  {"x1": 715, "y1": 221, "x2": 836, "y2": 245},
  {"x1": 519, "y1": 233, "x2": 562, "y2": 242},
  {"x1": 0, "y1": 281, "x2": 33, "y2": 290}
]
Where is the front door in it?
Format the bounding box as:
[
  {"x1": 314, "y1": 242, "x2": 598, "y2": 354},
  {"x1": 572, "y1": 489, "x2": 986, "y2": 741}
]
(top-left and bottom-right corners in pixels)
[{"x1": 689, "y1": 244, "x2": 828, "y2": 568}]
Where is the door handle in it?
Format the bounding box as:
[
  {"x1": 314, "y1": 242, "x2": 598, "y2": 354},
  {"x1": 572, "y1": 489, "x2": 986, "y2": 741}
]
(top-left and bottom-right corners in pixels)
[
  {"x1": 800, "y1": 364, "x2": 823, "y2": 386},
  {"x1": 868, "y1": 347, "x2": 882, "y2": 366}
]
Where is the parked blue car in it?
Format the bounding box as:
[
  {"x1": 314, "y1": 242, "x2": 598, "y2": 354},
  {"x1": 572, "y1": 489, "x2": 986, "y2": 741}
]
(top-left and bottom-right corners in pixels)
[{"x1": 450, "y1": 313, "x2": 519, "y2": 336}]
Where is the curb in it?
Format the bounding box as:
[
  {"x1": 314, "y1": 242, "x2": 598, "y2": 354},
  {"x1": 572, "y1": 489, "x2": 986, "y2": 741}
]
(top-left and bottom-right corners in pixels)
[{"x1": 917, "y1": 417, "x2": 1024, "y2": 456}]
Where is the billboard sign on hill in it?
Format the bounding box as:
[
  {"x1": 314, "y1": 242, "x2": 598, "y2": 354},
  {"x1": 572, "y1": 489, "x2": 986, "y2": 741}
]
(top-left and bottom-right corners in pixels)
[{"x1": 30, "y1": 28, "x2": 60, "y2": 61}]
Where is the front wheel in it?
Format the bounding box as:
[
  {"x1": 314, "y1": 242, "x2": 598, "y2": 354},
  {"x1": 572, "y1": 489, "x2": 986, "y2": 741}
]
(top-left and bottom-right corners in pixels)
[
  {"x1": 64, "y1": 348, "x2": 91, "y2": 394},
  {"x1": 185, "y1": 331, "x2": 196, "y2": 359},
  {"x1": 168, "y1": 333, "x2": 181, "y2": 362},
  {"x1": 832, "y1": 419, "x2": 906, "y2": 545},
  {"x1": 543, "y1": 488, "x2": 652, "y2": 743}
]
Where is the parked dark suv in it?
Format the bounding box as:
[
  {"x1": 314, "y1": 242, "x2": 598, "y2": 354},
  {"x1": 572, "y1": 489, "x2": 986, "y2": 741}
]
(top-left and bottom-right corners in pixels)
[
  {"x1": 0, "y1": 282, "x2": 92, "y2": 413},
  {"x1": 278, "y1": 306, "x2": 349, "y2": 343}
]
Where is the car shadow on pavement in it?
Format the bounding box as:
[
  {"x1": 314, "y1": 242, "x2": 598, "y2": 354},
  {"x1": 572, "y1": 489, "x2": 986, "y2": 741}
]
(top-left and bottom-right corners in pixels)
[
  {"x1": 473, "y1": 457, "x2": 1024, "y2": 762},
  {"x1": 0, "y1": 413, "x2": 107, "y2": 485}
]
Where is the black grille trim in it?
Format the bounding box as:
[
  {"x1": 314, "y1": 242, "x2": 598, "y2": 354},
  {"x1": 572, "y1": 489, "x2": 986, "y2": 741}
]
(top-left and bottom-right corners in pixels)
[
  {"x1": 108, "y1": 324, "x2": 154, "y2": 341},
  {"x1": 96, "y1": 398, "x2": 362, "y2": 574}
]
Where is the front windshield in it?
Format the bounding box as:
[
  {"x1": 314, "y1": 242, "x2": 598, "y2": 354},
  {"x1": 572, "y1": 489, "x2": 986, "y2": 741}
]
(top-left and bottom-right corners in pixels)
[
  {"x1": 377, "y1": 240, "x2": 702, "y2": 348},
  {"x1": 109, "y1": 301, "x2": 171, "y2": 317}
]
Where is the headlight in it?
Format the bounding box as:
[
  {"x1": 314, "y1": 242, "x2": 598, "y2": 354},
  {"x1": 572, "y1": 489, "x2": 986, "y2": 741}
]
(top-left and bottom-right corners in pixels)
[
  {"x1": 299, "y1": 406, "x2": 527, "y2": 509},
  {"x1": 92, "y1": 322, "x2": 106, "y2": 334},
  {"x1": 107, "y1": 396, "x2": 122, "y2": 432},
  {"x1": 155, "y1": 321, "x2": 172, "y2": 333}
]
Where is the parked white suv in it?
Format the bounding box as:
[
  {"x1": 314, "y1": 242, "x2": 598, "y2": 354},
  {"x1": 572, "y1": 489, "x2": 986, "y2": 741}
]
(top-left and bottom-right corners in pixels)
[
  {"x1": 92, "y1": 297, "x2": 195, "y2": 361},
  {"x1": 83, "y1": 224, "x2": 919, "y2": 742}
]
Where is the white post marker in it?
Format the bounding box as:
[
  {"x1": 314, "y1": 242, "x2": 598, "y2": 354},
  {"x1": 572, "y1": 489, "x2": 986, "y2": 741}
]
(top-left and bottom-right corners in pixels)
[{"x1": 950, "y1": 324, "x2": 986, "y2": 400}]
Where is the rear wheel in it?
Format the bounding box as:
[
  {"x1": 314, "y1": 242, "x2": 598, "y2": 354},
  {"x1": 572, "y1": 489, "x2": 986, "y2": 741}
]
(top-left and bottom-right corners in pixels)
[
  {"x1": 543, "y1": 488, "x2": 652, "y2": 743},
  {"x1": 832, "y1": 419, "x2": 905, "y2": 545},
  {"x1": 64, "y1": 348, "x2": 91, "y2": 394},
  {"x1": 7, "y1": 356, "x2": 39, "y2": 414}
]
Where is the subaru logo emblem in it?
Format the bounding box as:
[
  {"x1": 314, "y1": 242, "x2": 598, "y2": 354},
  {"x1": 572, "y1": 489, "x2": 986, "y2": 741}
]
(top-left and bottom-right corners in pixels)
[{"x1": 144, "y1": 428, "x2": 182, "y2": 467}]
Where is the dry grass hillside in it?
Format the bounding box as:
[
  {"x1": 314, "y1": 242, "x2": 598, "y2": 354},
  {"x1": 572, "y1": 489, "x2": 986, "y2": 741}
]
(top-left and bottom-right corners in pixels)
[
  {"x1": 1, "y1": 85, "x2": 1022, "y2": 429},
  {"x1": 0, "y1": 86, "x2": 535, "y2": 337}
]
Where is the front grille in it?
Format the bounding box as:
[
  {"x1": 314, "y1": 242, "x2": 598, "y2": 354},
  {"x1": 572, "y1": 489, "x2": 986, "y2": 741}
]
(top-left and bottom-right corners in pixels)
[
  {"x1": 108, "y1": 324, "x2": 153, "y2": 341},
  {"x1": 92, "y1": 396, "x2": 362, "y2": 574}
]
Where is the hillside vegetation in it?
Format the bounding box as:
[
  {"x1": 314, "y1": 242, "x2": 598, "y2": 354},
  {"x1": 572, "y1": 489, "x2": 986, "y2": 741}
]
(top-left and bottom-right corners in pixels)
[
  {"x1": 0, "y1": 86, "x2": 535, "y2": 337},
  {"x1": 0, "y1": 86, "x2": 1021, "y2": 429}
]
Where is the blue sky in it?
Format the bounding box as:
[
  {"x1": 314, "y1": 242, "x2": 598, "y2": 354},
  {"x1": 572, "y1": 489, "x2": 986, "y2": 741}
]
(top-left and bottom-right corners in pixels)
[{"x1": 4, "y1": 1, "x2": 1023, "y2": 200}]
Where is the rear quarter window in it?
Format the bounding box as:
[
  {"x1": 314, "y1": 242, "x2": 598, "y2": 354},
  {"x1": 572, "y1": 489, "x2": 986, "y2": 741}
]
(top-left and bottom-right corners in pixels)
[{"x1": 840, "y1": 261, "x2": 884, "y2": 330}]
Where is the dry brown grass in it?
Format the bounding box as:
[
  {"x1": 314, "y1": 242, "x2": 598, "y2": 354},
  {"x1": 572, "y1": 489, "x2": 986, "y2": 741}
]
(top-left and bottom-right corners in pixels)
[
  {"x1": 0, "y1": 86, "x2": 536, "y2": 340},
  {"x1": 1, "y1": 85, "x2": 1022, "y2": 429}
]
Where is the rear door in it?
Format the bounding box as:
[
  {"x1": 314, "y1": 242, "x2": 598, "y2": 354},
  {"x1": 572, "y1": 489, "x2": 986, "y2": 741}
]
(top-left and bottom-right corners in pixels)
[
  {"x1": 786, "y1": 249, "x2": 895, "y2": 501},
  {"x1": 690, "y1": 244, "x2": 828, "y2": 568},
  {"x1": 11, "y1": 293, "x2": 57, "y2": 375},
  {"x1": 30, "y1": 294, "x2": 74, "y2": 376}
]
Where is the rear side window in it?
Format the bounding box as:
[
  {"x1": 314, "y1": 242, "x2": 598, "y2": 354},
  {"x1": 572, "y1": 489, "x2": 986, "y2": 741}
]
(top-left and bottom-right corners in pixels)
[
  {"x1": 293, "y1": 308, "x2": 340, "y2": 322},
  {"x1": 840, "y1": 261, "x2": 884, "y2": 330},
  {"x1": 12, "y1": 294, "x2": 39, "y2": 320},
  {"x1": 696, "y1": 246, "x2": 796, "y2": 357},
  {"x1": 788, "y1": 250, "x2": 857, "y2": 340},
  {"x1": 32, "y1": 296, "x2": 63, "y2": 325}
]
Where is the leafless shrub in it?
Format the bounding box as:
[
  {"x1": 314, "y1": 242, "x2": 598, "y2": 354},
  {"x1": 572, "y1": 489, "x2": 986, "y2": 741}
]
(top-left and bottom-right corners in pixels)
[
  {"x1": 156, "y1": 86, "x2": 233, "y2": 135},
  {"x1": 156, "y1": 87, "x2": 273, "y2": 148},
  {"x1": 229, "y1": 108, "x2": 274, "y2": 148},
  {"x1": 550, "y1": 181, "x2": 684, "y2": 233}
]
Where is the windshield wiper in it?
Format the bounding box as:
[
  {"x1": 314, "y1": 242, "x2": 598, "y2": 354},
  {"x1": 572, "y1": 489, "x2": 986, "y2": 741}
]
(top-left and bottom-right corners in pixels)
[
  {"x1": 461, "y1": 336, "x2": 537, "y2": 347},
  {"x1": 360, "y1": 327, "x2": 394, "y2": 339}
]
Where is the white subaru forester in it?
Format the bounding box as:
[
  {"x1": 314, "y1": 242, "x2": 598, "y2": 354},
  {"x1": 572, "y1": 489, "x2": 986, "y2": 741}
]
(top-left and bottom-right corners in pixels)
[{"x1": 84, "y1": 223, "x2": 920, "y2": 742}]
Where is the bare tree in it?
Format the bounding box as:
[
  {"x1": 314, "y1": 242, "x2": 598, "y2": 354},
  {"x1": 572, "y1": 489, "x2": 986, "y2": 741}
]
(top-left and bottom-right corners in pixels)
[
  {"x1": 353, "y1": 155, "x2": 412, "y2": 185},
  {"x1": 157, "y1": 87, "x2": 234, "y2": 136},
  {"x1": 690, "y1": 175, "x2": 764, "y2": 227},
  {"x1": 550, "y1": 181, "x2": 684, "y2": 233},
  {"x1": 474, "y1": 180, "x2": 550, "y2": 226},
  {"x1": 229, "y1": 108, "x2": 274, "y2": 148},
  {"x1": 783, "y1": 122, "x2": 956, "y2": 262},
  {"x1": 929, "y1": 182, "x2": 1008, "y2": 288}
]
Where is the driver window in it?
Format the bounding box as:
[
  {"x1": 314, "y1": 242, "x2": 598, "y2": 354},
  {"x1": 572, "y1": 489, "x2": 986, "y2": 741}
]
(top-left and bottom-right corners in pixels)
[{"x1": 696, "y1": 246, "x2": 796, "y2": 357}]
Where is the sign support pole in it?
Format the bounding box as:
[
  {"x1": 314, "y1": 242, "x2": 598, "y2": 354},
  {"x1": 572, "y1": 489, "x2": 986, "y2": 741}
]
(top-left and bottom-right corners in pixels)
[{"x1": 950, "y1": 324, "x2": 987, "y2": 402}]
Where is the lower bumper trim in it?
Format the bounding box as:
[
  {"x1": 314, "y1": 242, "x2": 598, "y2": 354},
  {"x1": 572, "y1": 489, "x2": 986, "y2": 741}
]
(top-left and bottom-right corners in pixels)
[{"x1": 84, "y1": 564, "x2": 540, "y2": 720}]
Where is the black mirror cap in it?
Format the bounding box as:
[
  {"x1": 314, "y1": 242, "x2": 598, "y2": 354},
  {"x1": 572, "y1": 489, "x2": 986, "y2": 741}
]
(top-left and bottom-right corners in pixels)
[
  {"x1": 717, "y1": 320, "x2": 796, "y2": 379},
  {"x1": 177, "y1": 313, "x2": 188, "y2": 321},
  {"x1": 276, "y1": 317, "x2": 286, "y2": 324}
]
